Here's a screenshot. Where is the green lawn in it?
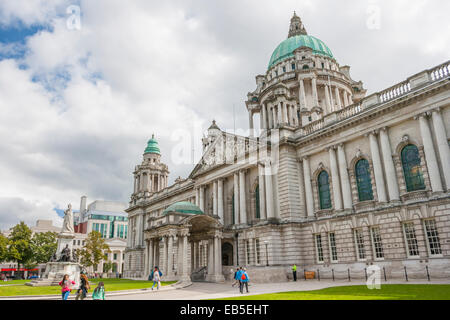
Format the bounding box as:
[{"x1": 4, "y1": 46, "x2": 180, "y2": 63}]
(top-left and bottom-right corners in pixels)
[
  {"x1": 0, "y1": 278, "x2": 176, "y2": 297},
  {"x1": 219, "y1": 285, "x2": 450, "y2": 300}
]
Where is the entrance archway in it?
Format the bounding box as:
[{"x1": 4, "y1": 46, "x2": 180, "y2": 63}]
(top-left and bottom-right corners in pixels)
[{"x1": 222, "y1": 242, "x2": 233, "y2": 266}]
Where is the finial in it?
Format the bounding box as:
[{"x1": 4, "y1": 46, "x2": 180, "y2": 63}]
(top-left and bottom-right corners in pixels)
[{"x1": 152, "y1": 133, "x2": 155, "y2": 139}]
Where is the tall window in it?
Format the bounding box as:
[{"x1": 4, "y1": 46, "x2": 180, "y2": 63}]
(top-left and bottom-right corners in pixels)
[
  {"x1": 403, "y1": 222, "x2": 420, "y2": 257},
  {"x1": 423, "y1": 219, "x2": 442, "y2": 256},
  {"x1": 401, "y1": 145, "x2": 426, "y2": 192},
  {"x1": 315, "y1": 235, "x2": 324, "y2": 263},
  {"x1": 318, "y1": 171, "x2": 332, "y2": 209},
  {"x1": 328, "y1": 233, "x2": 338, "y2": 262},
  {"x1": 255, "y1": 239, "x2": 261, "y2": 265},
  {"x1": 371, "y1": 227, "x2": 384, "y2": 259},
  {"x1": 355, "y1": 159, "x2": 374, "y2": 201},
  {"x1": 354, "y1": 229, "x2": 366, "y2": 260},
  {"x1": 255, "y1": 185, "x2": 261, "y2": 219}
]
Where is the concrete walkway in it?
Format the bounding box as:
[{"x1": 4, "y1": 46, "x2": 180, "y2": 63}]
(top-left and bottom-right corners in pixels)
[{"x1": 107, "y1": 279, "x2": 449, "y2": 300}]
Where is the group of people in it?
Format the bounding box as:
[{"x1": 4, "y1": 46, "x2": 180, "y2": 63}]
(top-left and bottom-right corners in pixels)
[
  {"x1": 232, "y1": 267, "x2": 250, "y2": 294},
  {"x1": 59, "y1": 271, "x2": 105, "y2": 300},
  {"x1": 148, "y1": 266, "x2": 163, "y2": 290}
]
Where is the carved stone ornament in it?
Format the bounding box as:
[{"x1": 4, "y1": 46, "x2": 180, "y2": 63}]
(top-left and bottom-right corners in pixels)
[{"x1": 401, "y1": 134, "x2": 410, "y2": 144}]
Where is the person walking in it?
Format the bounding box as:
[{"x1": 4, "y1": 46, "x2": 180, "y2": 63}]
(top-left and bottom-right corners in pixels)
[
  {"x1": 92, "y1": 281, "x2": 105, "y2": 300},
  {"x1": 151, "y1": 267, "x2": 162, "y2": 290},
  {"x1": 75, "y1": 271, "x2": 90, "y2": 300},
  {"x1": 292, "y1": 264, "x2": 297, "y2": 281},
  {"x1": 232, "y1": 268, "x2": 240, "y2": 287},
  {"x1": 59, "y1": 274, "x2": 75, "y2": 300},
  {"x1": 235, "y1": 267, "x2": 243, "y2": 292},
  {"x1": 239, "y1": 268, "x2": 250, "y2": 294}
]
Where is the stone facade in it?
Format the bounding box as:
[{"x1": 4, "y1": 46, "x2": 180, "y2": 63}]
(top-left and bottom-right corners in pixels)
[{"x1": 124, "y1": 14, "x2": 450, "y2": 282}]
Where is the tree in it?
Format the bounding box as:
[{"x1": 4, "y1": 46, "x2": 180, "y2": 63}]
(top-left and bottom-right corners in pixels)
[
  {"x1": 77, "y1": 231, "x2": 110, "y2": 270},
  {"x1": 103, "y1": 261, "x2": 113, "y2": 273},
  {"x1": 31, "y1": 231, "x2": 57, "y2": 264},
  {"x1": 7, "y1": 222, "x2": 33, "y2": 277},
  {"x1": 0, "y1": 234, "x2": 9, "y2": 263}
]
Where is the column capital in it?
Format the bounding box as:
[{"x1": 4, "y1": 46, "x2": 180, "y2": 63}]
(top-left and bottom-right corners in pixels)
[
  {"x1": 414, "y1": 112, "x2": 431, "y2": 120},
  {"x1": 337, "y1": 142, "x2": 345, "y2": 149},
  {"x1": 431, "y1": 107, "x2": 441, "y2": 114},
  {"x1": 364, "y1": 130, "x2": 379, "y2": 137},
  {"x1": 379, "y1": 126, "x2": 389, "y2": 132}
]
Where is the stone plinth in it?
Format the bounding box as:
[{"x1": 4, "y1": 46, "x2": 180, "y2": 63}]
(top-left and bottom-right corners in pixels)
[{"x1": 26, "y1": 262, "x2": 81, "y2": 287}]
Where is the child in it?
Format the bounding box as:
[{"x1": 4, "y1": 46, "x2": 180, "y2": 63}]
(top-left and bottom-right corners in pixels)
[
  {"x1": 92, "y1": 281, "x2": 105, "y2": 300},
  {"x1": 151, "y1": 267, "x2": 162, "y2": 290},
  {"x1": 59, "y1": 274, "x2": 75, "y2": 300}
]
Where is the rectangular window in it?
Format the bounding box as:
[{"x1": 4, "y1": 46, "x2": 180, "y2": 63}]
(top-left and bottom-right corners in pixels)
[
  {"x1": 403, "y1": 222, "x2": 420, "y2": 257},
  {"x1": 73, "y1": 240, "x2": 76, "y2": 245},
  {"x1": 255, "y1": 239, "x2": 261, "y2": 265},
  {"x1": 282, "y1": 66, "x2": 286, "y2": 73},
  {"x1": 354, "y1": 229, "x2": 366, "y2": 260},
  {"x1": 328, "y1": 233, "x2": 338, "y2": 262},
  {"x1": 371, "y1": 227, "x2": 384, "y2": 259},
  {"x1": 125, "y1": 225, "x2": 128, "y2": 239},
  {"x1": 315, "y1": 234, "x2": 324, "y2": 263},
  {"x1": 424, "y1": 219, "x2": 442, "y2": 256},
  {"x1": 113, "y1": 253, "x2": 117, "y2": 260},
  {"x1": 291, "y1": 63, "x2": 296, "y2": 70}
]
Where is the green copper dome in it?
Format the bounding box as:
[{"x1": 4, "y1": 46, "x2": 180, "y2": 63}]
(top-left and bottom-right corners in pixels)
[
  {"x1": 163, "y1": 201, "x2": 204, "y2": 215},
  {"x1": 268, "y1": 35, "x2": 333, "y2": 70},
  {"x1": 144, "y1": 134, "x2": 160, "y2": 154}
]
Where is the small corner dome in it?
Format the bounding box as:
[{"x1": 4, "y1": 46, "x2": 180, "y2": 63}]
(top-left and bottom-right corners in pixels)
[
  {"x1": 144, "y1": 134, "x2": 161, "y2": 155},
  {"x1": 162, "y1": 201, "x2": 204, "y2": 215}
]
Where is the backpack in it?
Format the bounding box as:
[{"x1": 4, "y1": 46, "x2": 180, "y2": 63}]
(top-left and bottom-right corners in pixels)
[
  {"x1": 241, "y1": 273, "x2": 246, "y2": 280},
  {"x1": 149, "y1": 271, "x2": 154, "y2": 281}
]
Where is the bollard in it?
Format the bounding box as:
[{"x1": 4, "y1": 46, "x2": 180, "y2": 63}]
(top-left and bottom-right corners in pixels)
[
  {"x1": 383, "y1": 266, "x2": 387, "y2": 282},
  {"x1": 332, "y1": 269, "x2": 335, "y2": 281},
  {"x1": 426, "y1": 266, "x2": 430, "y2": 282},
  {"x1": 317, "y1": 269, "x2": 320, "y2": 281},
  {"x1": 348, "y1": 268, "x2": 351, "y2": 282},
  {"x1": 364, "y1": 268, "x2": 367, "y2": 281},
  {"x1": 304, "y1": 270, "x2": 306, "y2": 281},
  {"x1": 404, "y1": 266, "x2": 408, "y2": 282}
]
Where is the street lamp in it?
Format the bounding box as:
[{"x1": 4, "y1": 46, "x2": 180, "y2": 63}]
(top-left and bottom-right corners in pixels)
[{"x1": 264, "y1": 240, "x2": 269, "y2": 266}]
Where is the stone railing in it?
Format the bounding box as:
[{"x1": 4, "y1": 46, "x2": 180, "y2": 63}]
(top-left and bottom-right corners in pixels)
[{"x1": 300, "y1": 60, "x2": 450, "y2": 137}]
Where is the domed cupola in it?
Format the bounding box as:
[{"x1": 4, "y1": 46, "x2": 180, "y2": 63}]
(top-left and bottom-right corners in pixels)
[{"x1": 144, "y1": 134, "x2": 161, "y2": 155}]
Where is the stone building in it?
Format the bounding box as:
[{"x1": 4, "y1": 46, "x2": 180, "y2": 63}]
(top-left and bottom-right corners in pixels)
[{"x1": 124, "y1": 13, "x2": 450, "y2": 282}]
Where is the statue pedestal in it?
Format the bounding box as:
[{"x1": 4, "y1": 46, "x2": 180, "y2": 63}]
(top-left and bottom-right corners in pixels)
[
  {"x1": 26, "y1": 262, "x2": 81, "y2": 287},
  {"x1": 57, "y1": 232, "x2": 76, "y2": 254}
]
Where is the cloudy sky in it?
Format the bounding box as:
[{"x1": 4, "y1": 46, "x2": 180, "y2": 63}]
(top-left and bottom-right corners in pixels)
[{"x1": 0, "y1": 0, "x2": 449, "y2": 231}]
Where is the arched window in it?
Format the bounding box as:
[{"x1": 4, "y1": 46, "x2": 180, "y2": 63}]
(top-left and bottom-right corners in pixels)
[
  {"x1": 255, "y1": 185, "x2": 260, "y2": 219},
  {"x1": 401, "y1": 144, "x2": 426, "y2": 192},
  {"x1": 318, "y1": 171, "x2": 332, "y2": 209},
  {"x1": 355, "y1": 159, "x2": 374, "y2": 201}
]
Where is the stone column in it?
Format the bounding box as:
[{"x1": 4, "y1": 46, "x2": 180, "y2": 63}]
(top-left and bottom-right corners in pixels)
[
  {"x1": 239, "y1": 170, "x2": 247, "y2": 224},
  {"x1": 218, "y1": 179, "x2": 224, "y2": 223},
  {"x1": 299, "y1": 78, "x2": 307, "y2": 109},
  {"x1": 282, "y1": 102, "x2": 288, "y2": 124},
  {"x1": 199, "y1": 186, "x2": 205, "y2": 212},
  {"x1": 264, "y1": 163, "x2": 275, "y2": 219},
  {"x1": 277, "y1": 103, "x2": 282, "y2": 126},
  {"x1": 343, "y1": 91, "x2": 349, "y2": 107},
  {"x1": 144, "y1": 240, "x2": 149, "y2": 277},
  {"x1": 272, "y1": 106, "x2": 277, "y2": 127},
  {"x1": 312, "y1": 77, "x2": 319, "y2": 107},
  {"x1": 182, "y1": 235, "x2": 189, "y2": 278},
  {"x1": 148, "y1": 239, "x2": 154, "y2": 275},
  {"x1": 208, "y1": 239, "x2": 214, "y2": 276},
  {"x1": 213, "y1": 181, "x2": 218, "y2": 217},
  {"x1": 249, "y1": 111, "x2": 254, "y2": 138},
  {"x1": 335, "y1": 87, "x2": 342, "y2": 110},
  {"x1": 324, "y1": 84, "x2": 332, "y2": 113},
  {"x1": 162, "y1": 236, "x2": 168, "y2": 275},
  {"x1": 379, "y1": 127, "x2": 400, "y2": 201},
  {"x1": 262, "y1": 105, "x2": 268, "y2": 130},
  {"x1": 329, "y1": 147, "x2": 343, "y2": 210},
  {"x1": 337, "y1": 144, "x2": 353, "y2": 209},
  {"x1": 293, "y1": 104, "x2": 299, "y2": 126},
  {"x1": 258, "y1": 163, "x2": 267, "y2": 219},
  {"x1": 233, "y1": 173, "x2": 240, "y2": 224},
  {"x1": 368, "y1": 132, "x2": 387, "y2": 202},
  {"x1": 167, "y1": 235, "x2": 174, "y2": 277},
  {"x1": 134, "y1": 176, "x2": 138, "y2": 193},
  {"x1": 195, "y1": 188, "x2": 199, "y2": 206},
  {"x1": 419, "y1": 114, "x2": 443, "y2": 192},
  {"x1": 432, "y1": 109, "x2": 450, "y2": 190},
  {"x1": 214, "y1": 235, "x2": 221, "y2": 276}
]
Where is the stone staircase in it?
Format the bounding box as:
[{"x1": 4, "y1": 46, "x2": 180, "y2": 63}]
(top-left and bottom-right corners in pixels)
[{"x1": 190, "y1": 266, "x2": 207, "y2": 282}]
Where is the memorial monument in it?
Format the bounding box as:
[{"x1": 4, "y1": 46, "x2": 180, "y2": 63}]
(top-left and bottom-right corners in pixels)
[{"x1": 27, "y1": 204, "x2": 82, "y2": 287}]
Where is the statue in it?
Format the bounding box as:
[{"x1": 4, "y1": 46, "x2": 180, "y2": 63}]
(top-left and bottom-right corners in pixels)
[
  {"x1": 71, "y1": 250, "x2": 78, "y2": 263},
  {"x1": 62, "y1": 203, "x2": 75, "y2": 234},
  {"x1": 59, "y1": 244, "x2": 71, "y2": 262},
  {"x1": 49, "y1": 252, "x2": 57, "y2": 262}
]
